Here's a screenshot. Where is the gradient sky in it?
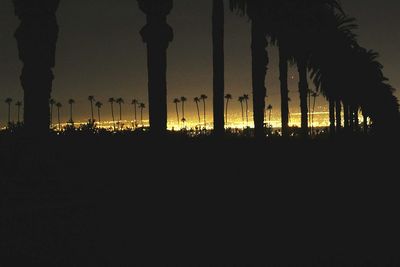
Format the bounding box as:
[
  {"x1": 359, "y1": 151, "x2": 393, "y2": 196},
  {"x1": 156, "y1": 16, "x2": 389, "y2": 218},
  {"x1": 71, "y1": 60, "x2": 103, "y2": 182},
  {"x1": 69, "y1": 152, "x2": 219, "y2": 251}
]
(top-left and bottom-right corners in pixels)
[{"x1": 0, "y1": 0, "x2": 399, "y2": 124}]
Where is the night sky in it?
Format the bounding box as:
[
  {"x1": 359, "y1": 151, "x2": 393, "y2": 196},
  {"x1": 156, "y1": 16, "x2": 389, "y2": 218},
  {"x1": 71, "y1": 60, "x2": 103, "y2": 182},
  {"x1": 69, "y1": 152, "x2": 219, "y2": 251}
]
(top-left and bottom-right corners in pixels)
[{"x1": 0, "y1": 0, "x2": 399, "y2": 124}]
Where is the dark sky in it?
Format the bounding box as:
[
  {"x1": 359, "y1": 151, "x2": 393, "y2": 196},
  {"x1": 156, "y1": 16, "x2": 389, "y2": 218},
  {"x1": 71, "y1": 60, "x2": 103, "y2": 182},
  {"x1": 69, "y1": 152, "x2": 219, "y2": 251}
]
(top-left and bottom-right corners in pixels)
[{"x1": 0, "y1": 0, "x2": 399, "y2": 124}]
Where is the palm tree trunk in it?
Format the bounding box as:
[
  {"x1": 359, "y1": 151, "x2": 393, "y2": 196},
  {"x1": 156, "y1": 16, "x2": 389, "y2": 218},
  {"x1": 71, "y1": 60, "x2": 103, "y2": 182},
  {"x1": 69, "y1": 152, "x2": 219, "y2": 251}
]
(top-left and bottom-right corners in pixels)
[
  {"x1": 245, "y1": 100, "x2": 249, "y2": 126},
  {"x1": 57, "y1": 108, "x2": 61, "y2": 130},
  {"x1": 203, "y1": 100, "x2": 206, "y2": 127},
  {"x1": 14, "y1": 1, "x2": 59, "y2": 133},
  {"x1": 181, "y1": 102, "x2": 185, "y2": 119},
  {"x1": 312, "y1": 96, "x2": 317, "y2": 135},
  {"x1": 225, "y1": 99, "x2": 229, "y2": 125},
  {"x1": 138, "y1": 0, "x2": 173, "y2": 135},
  {"x1": 196, "y1": 102, "x2": 201, "y2": 124},
  {"x1": 98, "y1": 108, "x2": 101, "y2": 123},
  {"x1": 279, "y1": 46, "x2": 289, "y2": 137},
  {"x1": 251, "y1": 19, "x2": 268, "y2": 138},
  {"x1": 7, "y1": 104, "x2": 11, "y2": 125},
  {"x1": 335, "y1": 100, "x2": 342, "y2": 133},
  {"x1": 354, "y1": 106, "x2": 359, "y2": 132},
  {"x1": 141, "y1": 109, "x2": 144, "y2": 127},
  {"x1": 111, "y1": 104, "x2": 115, "y2": 130},
  {"x1": 134, "y1": 104, "x2": 137, "y2": 125},
  {"x1": 175, "y1": 103, "x2": 180, "y2": 125},
  {"x1": 90, "y1": 101, "x2": 94, "y2": 121},
  {"x1": 212, "y1": 0, "x2": 225, "y2": 135},
  {"x1": 329, "y1": 98, "x2": 335, "y2": 135},
  {"x1": 69, "y1": 104, "x2": 73, "y2": 123},
  {"x1": 269, "y1": 110, "x2": 272, "y2": 125},
  {"x1": 297, "y1": 58, "x2": 309, "y2": 138},
  {"x1": 240, "y1": 102, "x2": 244, "y2": 128}
]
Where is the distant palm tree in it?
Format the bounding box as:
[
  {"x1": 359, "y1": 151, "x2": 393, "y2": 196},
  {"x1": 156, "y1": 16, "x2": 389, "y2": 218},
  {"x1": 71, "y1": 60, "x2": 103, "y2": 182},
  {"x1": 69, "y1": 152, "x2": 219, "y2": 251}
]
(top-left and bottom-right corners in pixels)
[
  {"x1": 15, "y1": 101, "x2": 22, "y2": 124},
  {"x1": 173, "y1": 98, "x2": 180, "y2": 126},
  {"x1": 238, "y1": 96, "x2": 245, "y2": 128},
  {"x1": 267, "y1": 104, "x2": 273, "y2": 126},
  {"x1": 88, "y1": 96, "x2": 95, "y2": 122},
  {"x1": 243, "y1": 94, "x2": 249, "y2": 126},
  {"x1": 68, "y1": 99, "x2": 75, "y2": 124},
  {"x1": 311, "y1": 92, "x2": 319, "y2": 134},
  {"x1": 95, "y1": 101, "x2": 103, "y2": 123},
  {"x1": 108, "y1": 98, "x2": 116, "y2": 130},
  {"x1": 139, "y1": 103, "x2": 146, "y2": 127},
  {"x1": 225, "y1": 94, "x2": 232, "y2": 125},
  {"x1": 116, "y1": 97, "x2": 124, "y2": 129},
  {"x1": 200, "y1": 94, "x2": 208, "y2": 127},
  {"x1": 131, "y1": 99, "x2": 139, "y2": 127},
  {"x1": 49, "y1": 98, "x2": 56, "y2": 127},
  {"x1": 308, "y1": 89, "x2": 313, "y2": 131},
  {"x1": 56, "y1": 102, "x2": 62, "y2": 130},
  {"x1": 5, "y1": 98, "x2": 13, "y2": 125},
  {"x1": 180, "y1": 96, "x2": 187, "y2": 123},
  {"x1": 194, "y1": 97, "x2": 201, "y2": 124}
]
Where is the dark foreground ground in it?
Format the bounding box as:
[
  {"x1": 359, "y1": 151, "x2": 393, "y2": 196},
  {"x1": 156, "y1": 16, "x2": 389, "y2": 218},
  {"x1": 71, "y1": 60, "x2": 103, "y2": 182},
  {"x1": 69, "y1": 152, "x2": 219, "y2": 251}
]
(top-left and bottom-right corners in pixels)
[{"x1": 1, "y1": 133, "x2": 399, "y2": 265}]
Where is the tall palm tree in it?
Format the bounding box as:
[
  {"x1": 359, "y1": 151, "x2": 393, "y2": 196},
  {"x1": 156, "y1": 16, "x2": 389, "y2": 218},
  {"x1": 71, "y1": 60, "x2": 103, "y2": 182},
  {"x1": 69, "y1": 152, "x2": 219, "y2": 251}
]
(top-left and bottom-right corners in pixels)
[
  {"x1": 194, "y1": 97, "x2": 201, "y2": 124},
  {"x1": 230, "y1": 0, "x2": 269, "y2": 138},
  {"x1": 116, "y1": 97, "x2": 124, "y2": 129},
  {"x1": 108, "y1": 98, "x2": 116, "y2": 130},
  {"x1": 13, "y1": 0, "x2": 60, "y2": 133},
  {"x1": 267, "y1": 104, "x2": 273, "y2": 126},
  {"x1": 173, "y1": 98, "x2": 180, "y2": 126},
  {"x1": 56, "y1": 102, "x2": 62, "y2": 130},
  {"x1": 68, "y1": 99, "x2": 75, "y2": 124},
  {"x1": 137, "y1": 0, "x2": 173, "y2": 135},
  {"x1": 131, "y1": 99, "x2": 139, "y2": 127},
  {"x1": 49, "y1": 98, "x2": 56, "y2": 127},
  {"x1": 224, "y1": 94, "x2": 232, "y2": 125},
  {"x1": 5, "y1": 98, "x2": 13, "y2": 125},
  {"x1": 180, "y1": 96, "x2": 187, "y2": 124},
  {"x1": 15, "y1": 101, "x2": 23, "y2": 124},
  {"x1": 243, "y1": 94, "x2": 249, "y2": 126},
  {"x1": 200, "y1": 94, "x2": 208, "y2": 127},
  {"x1": 95, "y1": 101, "x2": 103, "y2": 123},
  {"x1": 88, "y1": 95, "x2": 95, "y2": 122},
  {"x1": 213, "y1": 0, "x2": 225, "y2": 135},
  {"x1": 238, "y1": 96, "x2": 245, "y2": 128},
  {"x1": 311, "y1": 91, "x2": 319, "y2": 134},
  {"x1": 139, "y1": 103, "x2": 146, "y2": 127}
]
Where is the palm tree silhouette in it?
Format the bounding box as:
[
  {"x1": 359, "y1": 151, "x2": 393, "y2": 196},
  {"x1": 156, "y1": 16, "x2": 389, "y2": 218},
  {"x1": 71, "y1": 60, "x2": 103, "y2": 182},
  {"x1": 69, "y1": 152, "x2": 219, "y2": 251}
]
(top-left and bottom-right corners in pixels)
[
  {"x1": 138, "y1": 0, "x2": 173, "y2": 135},
  {"x1": 311, "y1": 91, "x2": 319, "y2": 134},
  {"x1": 15, "y1": 101, "x2": 23, "y2": 124},
  {"x1": 49, "y1": 98, "x2": 56, "y2": 127},
  {"x1": 68, "y1": 99, "x2": 75, "y2": 125},
  {"x1": 213, "y1": 0, "x2": 225, "y2": 135},
  {"x1": 108, "y1": 98, "x2": 116, "y2": 130},
  {"x1": 13, "y1": 0, "x2": 60, "y2": 133},
  {"x1": 238, "y1": 96, "x2": 245, "y2": 128},
  {"x1": 180, "y1": 96, "x2": 187, "y2": 124},
  {"x1": 200, "y1": 94, "x2": 208, "y2": 127},
  {"x1": 116, "y1": 97, "x2": 124, "y2": 129},
  {"x1": 5, "y1": 98, "x2": 13, "y2": 126},
  {"x1": 88, "y1": 96, "x2": 95, "y2": 122},
  {"x1": 139, "y1": 103, "x2": 146, "y2": 127},
  {"x1": 243, "y1": 94, "x2": 249, "y2": 127},
  {"x1": 194, "y1": 97, "x2": 201, "y2": 124},
  {"x1": 131, "y1": 99, "x2": 139, "y2": 127},
  {"x1": 267, "y1": 104, "x2": 273, "y2": 126},
  {"x1": 230, "y1": 1, "x2": 268, "y2": 138},
  {"x1": 173, "y1": 98, "x2": 181, "y2": 126},
  {"x1": 56, "y1": 102, "x2": 62, "y2": 130},
  {"x1": 95, "y1": 101, "x2": 103, "y2": 123},
  {"x1": 225, "y1": 94, "x2": 232, "y2": 126}
]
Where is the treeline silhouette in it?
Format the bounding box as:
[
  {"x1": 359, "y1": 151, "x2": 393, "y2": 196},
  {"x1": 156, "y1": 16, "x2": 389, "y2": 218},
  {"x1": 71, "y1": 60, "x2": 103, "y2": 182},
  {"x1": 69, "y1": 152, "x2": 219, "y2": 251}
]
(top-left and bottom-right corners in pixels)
[{"x1": 8, "y1": 0, "x2": 399, "y2": 138}]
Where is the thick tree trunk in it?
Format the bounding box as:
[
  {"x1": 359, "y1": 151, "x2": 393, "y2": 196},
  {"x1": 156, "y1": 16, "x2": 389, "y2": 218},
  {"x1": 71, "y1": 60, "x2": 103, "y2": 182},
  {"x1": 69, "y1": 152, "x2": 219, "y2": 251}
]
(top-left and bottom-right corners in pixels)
[
  {"x1": 212, "y1": 0, "x2": 225, "y2": 135},
  {"x1": 297, "y1": 58, "x2": 309, "y2": 137},
  {"x1": 329, "y1": 98, "x2": 336, "y2": 135},
  {"x1": 279, "y1": 46, "x2": 289, "y2": 137},
  {"x1": 335, "y1": 100, "x2": 342, "y2": 133},
  {"x1": 14, "y1": 0, "x2": 60, "y2": 134},
  {"x1": 138, "y1": 0, "x2": 173, "y2": 135},
  {"x1": 251, "y1": 18, "x2": 268, "y2": 138}
]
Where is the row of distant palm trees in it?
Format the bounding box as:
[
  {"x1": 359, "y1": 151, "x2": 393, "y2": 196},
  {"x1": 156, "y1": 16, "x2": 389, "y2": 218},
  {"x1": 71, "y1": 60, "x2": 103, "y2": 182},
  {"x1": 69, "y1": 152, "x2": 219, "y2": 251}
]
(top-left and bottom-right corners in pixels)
[
  {"x1": 2, "y1": 98, "x2": 23, "y2": 127},
  {"x1": 47, "y1": 96, "x2": 146, "y2": 130}
]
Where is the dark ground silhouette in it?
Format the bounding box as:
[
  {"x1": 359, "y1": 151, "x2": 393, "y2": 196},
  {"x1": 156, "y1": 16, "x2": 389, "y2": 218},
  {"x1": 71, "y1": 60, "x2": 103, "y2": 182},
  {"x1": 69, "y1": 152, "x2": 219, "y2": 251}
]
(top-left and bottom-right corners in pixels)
[{"x1": 1, "y1": 133, "x2": 399, "y2": 265}]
